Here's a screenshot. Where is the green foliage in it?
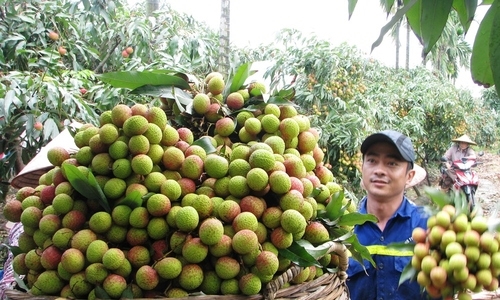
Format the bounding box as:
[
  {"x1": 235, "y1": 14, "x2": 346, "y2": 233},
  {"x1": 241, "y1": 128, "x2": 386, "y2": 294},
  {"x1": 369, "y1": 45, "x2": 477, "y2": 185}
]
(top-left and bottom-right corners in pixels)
[
  {"x1": 255, "y1": 31, "x2": 497, "y2": 197},
  {"x1": 0, "y1": 0, "x2": 221, "y2": 182},
  {"x1": 350, "y1": 0, "x2": 500, "y2": 97}
]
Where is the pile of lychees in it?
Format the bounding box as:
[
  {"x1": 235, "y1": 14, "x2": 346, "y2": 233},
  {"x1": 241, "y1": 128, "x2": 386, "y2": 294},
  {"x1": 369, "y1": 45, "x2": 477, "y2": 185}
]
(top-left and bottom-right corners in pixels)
[{"x1": 2, "y1": 71, "x2": 354, "y2": 299}]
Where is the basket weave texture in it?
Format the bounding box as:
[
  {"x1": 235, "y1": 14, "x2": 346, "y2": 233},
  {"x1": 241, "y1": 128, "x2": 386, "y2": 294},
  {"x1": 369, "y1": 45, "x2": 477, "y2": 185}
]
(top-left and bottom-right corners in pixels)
[{"x1": 5, "y1": 242, "x2": 349, "y2": 300}]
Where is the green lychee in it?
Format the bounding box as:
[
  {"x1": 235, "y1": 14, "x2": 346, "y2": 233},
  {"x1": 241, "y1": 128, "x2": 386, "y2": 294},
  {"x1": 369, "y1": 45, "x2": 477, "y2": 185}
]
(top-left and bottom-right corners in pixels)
[
  {"x1": 232, "y1": 229, "x2": 259, "y2": 254},
  {"x1": 207, "y1": 76, "x2": 225, "y2": 96},
  {"x1": 111, "y1": 104, "x2": 132, "y2": 128},
  {"x1": 61, "y1": 248, "x2": 85, "y2": 273},
  {"x1": 199, "y1": 218, "x2": 224, "y2": 246},
  {"x1": 178, "y1": 264, "x2": 204, "y2": 291},
  {"x1": 193, "y1": 93, "x2": 211, "y2": 115},
  {"x1": 154, "y1": 257, "x2": 182, "y2": 280},
  {"x1": 123, "y1": 115, "x2": 149, "y2": 136},
  {"x1": 215, "y1": 256, "x2": 241, "y2": 279},
  {"x1": 99, "y1": 123, "x2": 120, "y2": 144}
]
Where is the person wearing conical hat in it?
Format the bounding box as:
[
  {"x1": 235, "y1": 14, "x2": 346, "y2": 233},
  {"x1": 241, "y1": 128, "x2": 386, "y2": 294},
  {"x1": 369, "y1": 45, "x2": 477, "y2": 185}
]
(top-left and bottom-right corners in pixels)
[{"x1": 440, "y1": 134, "x2": 477, "y2": 191}]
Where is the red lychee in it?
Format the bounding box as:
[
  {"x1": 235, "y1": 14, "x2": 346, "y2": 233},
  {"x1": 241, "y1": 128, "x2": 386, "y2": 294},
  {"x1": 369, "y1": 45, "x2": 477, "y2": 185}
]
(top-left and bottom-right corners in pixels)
[
  {"x1": 58, "y1": 46, "x2": 67, "y2": 56},
  {"x1": 48, "y1": 31, "x2": 59, "y2": 41},
  {"x1": 34, "y1": 121, "x2": 43, "y2": 131}
]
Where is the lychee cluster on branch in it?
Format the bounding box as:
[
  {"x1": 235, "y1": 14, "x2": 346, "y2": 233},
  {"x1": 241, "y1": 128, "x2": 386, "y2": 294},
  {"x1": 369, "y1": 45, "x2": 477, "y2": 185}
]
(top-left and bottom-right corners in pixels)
[{"x1": 409, "y1": 197, "x2": 500, "y2": 300}]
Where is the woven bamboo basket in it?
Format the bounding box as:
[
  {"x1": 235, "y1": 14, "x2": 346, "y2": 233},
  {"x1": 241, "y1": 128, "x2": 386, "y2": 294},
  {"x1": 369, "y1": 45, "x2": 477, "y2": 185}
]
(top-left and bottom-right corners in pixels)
[
  {"x1": 472, "y1": 290, "x2": 500, "y2": 300},
  {"x1": 4, "y1": 242, "x2": 349, "y2": 300}
]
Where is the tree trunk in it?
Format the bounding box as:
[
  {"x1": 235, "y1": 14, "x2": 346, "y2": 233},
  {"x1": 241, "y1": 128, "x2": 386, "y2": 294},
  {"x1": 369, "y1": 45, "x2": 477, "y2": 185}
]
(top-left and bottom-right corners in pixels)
[
  {"x1": 218, "y1": 0, "x2": 230, "y2": 77},
  {"x1": 405, "y1": 20, "x2": 410, "y2": 70},
  {"x1": 146, "y1": 0, "x2": 159, "y2": 16},
  {"x1": 395, "y1": 19, "x2": 400, "y2": 71}
]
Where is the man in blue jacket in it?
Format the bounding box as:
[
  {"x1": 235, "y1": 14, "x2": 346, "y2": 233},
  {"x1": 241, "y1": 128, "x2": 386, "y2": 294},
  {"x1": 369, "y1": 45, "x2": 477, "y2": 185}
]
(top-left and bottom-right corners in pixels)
[{"x1": 347, "y1": 130, "x2": 429, "y2": 300}]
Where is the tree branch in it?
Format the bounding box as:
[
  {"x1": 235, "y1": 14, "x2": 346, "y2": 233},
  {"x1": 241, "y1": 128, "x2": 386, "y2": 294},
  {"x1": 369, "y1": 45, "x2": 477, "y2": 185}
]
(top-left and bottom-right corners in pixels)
[{"x1": 93, "y1": 36, "x2": 122, "y2": 73}]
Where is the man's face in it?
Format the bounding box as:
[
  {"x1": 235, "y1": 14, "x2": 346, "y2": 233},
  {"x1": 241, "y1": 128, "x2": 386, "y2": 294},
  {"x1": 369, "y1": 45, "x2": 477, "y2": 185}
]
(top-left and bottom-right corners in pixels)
[{"x1": 361, "y1": 142, "x2": 414, "y2": 200}]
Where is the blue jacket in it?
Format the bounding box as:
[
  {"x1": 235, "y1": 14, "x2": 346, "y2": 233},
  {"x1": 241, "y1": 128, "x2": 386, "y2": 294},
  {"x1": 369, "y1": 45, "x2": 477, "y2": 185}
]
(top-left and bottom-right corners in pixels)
[{"x1": 346, "y1": 196, "x2": 429, "y2": 300}]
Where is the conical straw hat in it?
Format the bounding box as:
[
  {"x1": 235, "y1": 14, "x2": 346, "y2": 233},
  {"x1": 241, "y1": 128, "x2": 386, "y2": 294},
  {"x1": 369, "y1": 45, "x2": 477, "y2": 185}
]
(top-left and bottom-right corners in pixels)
[
  {"x1": 10, "y1": 123, "x2": 81, "y2": 189},
  {"x1": 405, "y1": 164, "x2": 427, "y2": 189},
  {"x1": 451, "y1": 134, "x2": 477, "y2": 145}
]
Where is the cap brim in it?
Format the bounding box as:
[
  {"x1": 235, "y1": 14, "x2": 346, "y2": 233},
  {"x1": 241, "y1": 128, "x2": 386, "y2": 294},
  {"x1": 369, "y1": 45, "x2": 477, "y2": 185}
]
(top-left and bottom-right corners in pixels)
[
  {"x1": 406, "y1": 164, "x2": 427, "y2": 189},
  {"x1": 361, "y1": 133, "x2": 413, "y2": 163},
  {"x1": 361, "y1": 133, "x2": 395, "y2": 154}
]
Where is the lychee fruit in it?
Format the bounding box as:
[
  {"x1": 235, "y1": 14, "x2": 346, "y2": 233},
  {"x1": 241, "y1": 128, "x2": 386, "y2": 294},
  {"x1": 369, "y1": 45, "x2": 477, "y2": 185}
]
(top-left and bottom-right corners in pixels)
[
  {"x1": 47, "y1": 146, "x2": 70, "y2": 167},
  {"x1": 178, "y1": 264, "x2": 204, "y2": 291},
  {"x1": 33, "y1": 270, "x2": 65, "y2": 295},
  {"x1": 193, "y1": 93, "x2": 211, "y2": 115},
  {"x1": 226, "y1": 92, "x2": 245, "y2": 110},
  {"x1": 215, "y1": 256, "x2": 241, "y2": 279},
  {"x1": 135, "y1": 265, "x2": 160, "y2": 291},
  {"x1": 182, "y1": 237, "x2": 209, "y2": 263},
  {"x1": 207, "y1": 76, "x2": 225, "y2": 95},
  {"x1": 154, "y1": 256, "x2": 182, "y2": 280},
  {"x1": 60, "y1": 248, "x2": 85, "y2": 273},
  {"x1": 102, "y1": 274, "x2": 127, "y2": 298},
  {"x1": 58, "y1": 46, "x2": 67, "y2": 56},
  {"x1": 48, "y1": 31, "x2": 59, "y2": 41},
  {"x1": 232, "y1": 229, "x2": 259, "y2": 254},
  {"x1": 197, "y1": 217, "x2": 224, "y2": 246},
  {"x1": 3, "y1": 199, "x2": 23, "y2": 222}
]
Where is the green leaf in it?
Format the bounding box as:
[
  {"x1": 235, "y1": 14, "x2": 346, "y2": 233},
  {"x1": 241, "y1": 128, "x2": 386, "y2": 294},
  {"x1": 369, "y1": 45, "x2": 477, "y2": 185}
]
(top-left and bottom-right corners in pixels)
[
  {"x1": 121, "y1": 285, "x2": 134, "y2": 299},
  {"x1": 278, "y1": 242, "x2": 321, "y2": 267},
  {"x1": 14, "y1": 272, "x2": 29, "y2": 292},
  {"x1": 489, "y1": 0, "x2": 500, "y2": 96},
  {"x1": 405, "y1": 0, "x2": 423, "y2": 43},
  {"x1": 331, "y1": 229, "x2": 355, "y2": 242},
  {"x1": 97, "y1": 71, "x2": 190, "y2": 90},
  {"x1": 94, "y1": 285, "x2": 111, "y2": 299},
  {"x1": 229, "y1": 63, "x2": 251, "y2": 93},
  {"x1": 266, "y1": 95, "x2": 299, "y2": 106},
  {"x1": 380, "y1": 0, "x2": 396, "y2": 14},
  {"x1": 295, "y1": 239, "x2": 333, "y2": 260},
  {"x1": 0, "y1": 243, "x2": 22, "y2": 256},
  {"x1": 398, "y1": 260, "x2": 417, "y2": 286},
  {"x1": 274, "y1": 87, "x2": 296, "y2": 100},
  {"x1": 420, "y1": 0, "x2": 454, "y2": 54},
  {"x1": 346, "y1": 234, "x2": 376, "y2": 267},
  {"x1": 452, "y1": 191, "x2": 469, "y2": 216},
  {"x1": 324, "y1": 191, "x2": 344, "y2": 220},
  {"x1": 130, "y1": 85, "x2": 192, "y2": 103},
  {"x1": 338, "y1": 212, "x2": 378, "y2": 227},
  {"x1": 452, "y1": 0, "x2": 478, "y2": 33},
  {"x1": 192, "y1": 136, "x2": 217, "y2": 154},
  {"x1": 372, "y1": 0, "x2": 419, "y2": 52},
  {"x1": 471, "y1": 3, "x2": 496, "y2": 87},
  {"x1": 62, "y1": 164, "x2": 110, "y2": 212},
  {"x1": 424, "y1": 186, "x2": 450, "y2": 208},
  {"x1": 114, "y1": 190, "x2": 142, "y2": 209},
  {"x1": 348, "y1": 0, "x2": 359, "y2": 19}
]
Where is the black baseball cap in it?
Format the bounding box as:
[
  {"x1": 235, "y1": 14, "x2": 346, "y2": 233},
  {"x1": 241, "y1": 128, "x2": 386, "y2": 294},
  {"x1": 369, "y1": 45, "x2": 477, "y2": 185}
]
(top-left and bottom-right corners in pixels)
[{"x1": 361, "y1": 130, "x2": 415, "y2": 167}]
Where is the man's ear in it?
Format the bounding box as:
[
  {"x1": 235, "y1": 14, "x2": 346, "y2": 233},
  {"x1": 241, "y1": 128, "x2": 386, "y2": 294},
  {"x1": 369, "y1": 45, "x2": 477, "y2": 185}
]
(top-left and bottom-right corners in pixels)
[{"x1": 406, "y1": 168, "x2": 416, "y2": 186}]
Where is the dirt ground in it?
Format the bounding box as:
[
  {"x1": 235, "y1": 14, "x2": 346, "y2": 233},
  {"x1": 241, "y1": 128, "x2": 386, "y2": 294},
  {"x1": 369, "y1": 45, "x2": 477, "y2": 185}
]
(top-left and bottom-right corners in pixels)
[
  {"x1": 411, "y1": 151, "x2": 500, "y2": 218},
  {"x1": 471, "y1": 152, "x2": 500, "y2": 217}
]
